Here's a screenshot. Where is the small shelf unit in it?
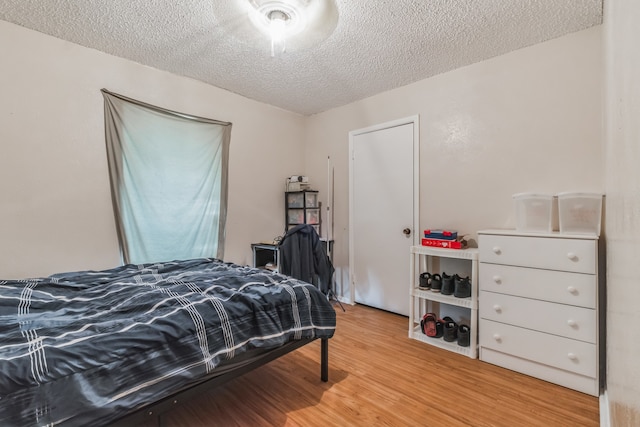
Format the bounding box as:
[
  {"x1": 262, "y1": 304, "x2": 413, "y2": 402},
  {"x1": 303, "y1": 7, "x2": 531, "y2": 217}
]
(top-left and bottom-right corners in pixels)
[
  {"x1": 285, "y1": 190, "x2": 321, "y2": 235},
  {"x1": 409, "y1": 245, "x2": 479, "y2": 359}
]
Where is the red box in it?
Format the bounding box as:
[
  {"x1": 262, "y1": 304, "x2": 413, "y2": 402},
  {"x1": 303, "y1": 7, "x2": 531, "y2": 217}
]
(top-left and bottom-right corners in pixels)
[{"x1": 421, "y1": 238, "x2": 463, "y2": 249}]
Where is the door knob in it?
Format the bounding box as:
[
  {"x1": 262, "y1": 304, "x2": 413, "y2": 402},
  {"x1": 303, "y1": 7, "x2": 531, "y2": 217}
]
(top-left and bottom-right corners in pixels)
[{"x1": 403, "y1": 228, "x2": 411, "y2": 236}]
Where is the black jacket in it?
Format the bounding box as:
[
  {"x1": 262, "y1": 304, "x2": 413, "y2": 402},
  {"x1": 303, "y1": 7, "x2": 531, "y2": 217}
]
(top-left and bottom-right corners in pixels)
[{"x1": 278, "y1": 224, "x2": 334, "y2": 294}]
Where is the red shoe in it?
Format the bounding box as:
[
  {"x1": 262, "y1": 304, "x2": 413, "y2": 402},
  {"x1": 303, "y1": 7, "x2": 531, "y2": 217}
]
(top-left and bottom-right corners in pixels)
[{"x1": 420, "y1": 313, "x2": 437, "y2": 337}]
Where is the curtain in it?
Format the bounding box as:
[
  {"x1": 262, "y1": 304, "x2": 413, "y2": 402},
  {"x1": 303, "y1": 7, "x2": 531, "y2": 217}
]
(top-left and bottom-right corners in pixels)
[{"x1": 102, "y1": 89, "x2": 231, "y2": 265}]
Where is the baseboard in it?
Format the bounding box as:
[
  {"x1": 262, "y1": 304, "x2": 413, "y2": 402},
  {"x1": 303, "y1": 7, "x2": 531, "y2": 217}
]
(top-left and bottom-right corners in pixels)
[
  {"x1": 600, "y1": 390, "x2": 610, "y2": 427},
  {"x1": 337, "y1": 295, "x2": 353, "y2": 305}
]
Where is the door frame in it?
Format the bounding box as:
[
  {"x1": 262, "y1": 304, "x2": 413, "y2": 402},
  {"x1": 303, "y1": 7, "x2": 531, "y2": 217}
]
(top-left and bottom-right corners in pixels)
[{"x1": 348, "y1": 115, "x2": 420, "y2": 305}]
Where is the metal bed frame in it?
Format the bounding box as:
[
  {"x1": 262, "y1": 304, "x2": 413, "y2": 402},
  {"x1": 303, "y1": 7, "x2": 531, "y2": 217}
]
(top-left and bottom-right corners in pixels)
[{"x1": 110, "y1": 337, "x2": 329, "y2": 427}]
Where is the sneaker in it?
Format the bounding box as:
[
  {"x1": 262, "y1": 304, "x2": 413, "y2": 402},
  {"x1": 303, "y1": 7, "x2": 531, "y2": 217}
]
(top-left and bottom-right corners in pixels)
[
  {"x1": 454, "y1": 275, "x2": 471, "y2": 298},
  {"x1": 443, "y1": 316, "x2": 458, "y2": 342},
  {"x1": 457, "y1": 324, "x2": 471, "y2": 347},
  {"x1": 418, "y1": 272, "x2": 431, "y2": 290},
  {"x1": 441, "y1": 272, "x2": 455, "y2": 295},
  {"x1": 430, "y1": 274, "x2": 442, "y2": 292}
]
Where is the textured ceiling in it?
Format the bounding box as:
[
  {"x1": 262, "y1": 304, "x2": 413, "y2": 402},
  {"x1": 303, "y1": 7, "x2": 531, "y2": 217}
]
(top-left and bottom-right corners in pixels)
[{"x1": 0, "y1": 1, "x2": 602, "y2": 116}]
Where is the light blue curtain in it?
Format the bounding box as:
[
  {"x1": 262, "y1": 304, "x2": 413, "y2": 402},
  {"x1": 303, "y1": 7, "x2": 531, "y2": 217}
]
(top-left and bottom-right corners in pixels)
[{"x1": 102, "y1": 90, "x2": 231, "y2": 265}]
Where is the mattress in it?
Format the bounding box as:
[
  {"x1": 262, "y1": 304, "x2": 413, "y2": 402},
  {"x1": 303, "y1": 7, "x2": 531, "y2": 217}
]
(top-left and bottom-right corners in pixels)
[{"x1": 0, "y1": 258, "x2": 336, "y2": 426}]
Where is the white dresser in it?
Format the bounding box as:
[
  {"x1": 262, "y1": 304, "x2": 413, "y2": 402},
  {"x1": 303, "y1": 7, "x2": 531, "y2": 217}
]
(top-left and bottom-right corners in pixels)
[{"x1": 477, "y1": 229, "x2": 604, "y2": 396}]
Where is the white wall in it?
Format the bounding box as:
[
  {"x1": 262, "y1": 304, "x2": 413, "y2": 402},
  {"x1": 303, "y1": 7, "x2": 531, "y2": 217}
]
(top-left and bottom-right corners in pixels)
[
  {"x1": 305, "y1": 26, "x2": 603, "y2": 298},
  {"x1": 0, "y1": 20, "x2": 305, "y2": 279},
  {"x1": 604, "y1": 0, "x2": 640, "y2": 424},
  {"x1": 0, "y1": 20, "x2": 606, "y2": 318}
]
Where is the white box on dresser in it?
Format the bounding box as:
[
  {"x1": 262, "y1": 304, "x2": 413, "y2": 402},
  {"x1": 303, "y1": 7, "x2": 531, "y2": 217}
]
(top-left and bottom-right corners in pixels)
[{"x1": 477, "y1": 229, "x2": 605, "y2": 396}]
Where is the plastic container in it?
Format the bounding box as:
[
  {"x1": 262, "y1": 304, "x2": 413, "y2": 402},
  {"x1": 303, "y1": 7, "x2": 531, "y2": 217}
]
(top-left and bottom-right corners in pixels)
[
  {"x1": 558, "y1": 192, "x2": 603, "y2": 235},
  {"x1": 286, "y1": 192, "x2": 304, "y2": 208},
  {"x1": 305, "y1": 192, "x2": 319, "y2": 208},
  {"x1": 287, "y1": 209, "x2": 304, "y2": 224},
  {"x1": 513, "y1": 193, "x2": 554, "y2": 233}
]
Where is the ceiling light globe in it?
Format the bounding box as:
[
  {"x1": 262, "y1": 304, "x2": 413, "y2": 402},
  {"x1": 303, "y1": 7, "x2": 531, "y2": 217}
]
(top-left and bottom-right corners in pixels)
[{"x1": 268, "y1": 10, "x2": 289, "y2": 42}]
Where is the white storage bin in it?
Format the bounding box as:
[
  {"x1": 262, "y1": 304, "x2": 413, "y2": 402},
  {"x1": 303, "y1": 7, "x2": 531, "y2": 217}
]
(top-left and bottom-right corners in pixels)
[
  {"x1": 558, "y1": 192, "x2": 603, "y2": 235},
  {"x1": 513, "y1": 193, "x2": 554, "y2": 233}
]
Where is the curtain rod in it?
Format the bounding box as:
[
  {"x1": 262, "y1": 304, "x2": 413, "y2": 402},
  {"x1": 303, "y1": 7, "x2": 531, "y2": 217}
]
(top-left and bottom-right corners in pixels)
[{"x1": 101, "y1": 88, "x2": 232, "y2": 127}]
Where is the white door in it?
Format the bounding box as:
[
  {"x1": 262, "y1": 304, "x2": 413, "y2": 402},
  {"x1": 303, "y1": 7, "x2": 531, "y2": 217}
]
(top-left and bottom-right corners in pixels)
[{"x1": 349, "y1": 117, "x2": 419, "y2": 316}]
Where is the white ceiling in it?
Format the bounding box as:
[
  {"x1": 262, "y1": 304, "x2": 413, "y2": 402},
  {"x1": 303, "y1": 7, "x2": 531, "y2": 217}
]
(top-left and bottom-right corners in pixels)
[{"x1": 0, "y1": 1, "x2": 602, "y2": 116}]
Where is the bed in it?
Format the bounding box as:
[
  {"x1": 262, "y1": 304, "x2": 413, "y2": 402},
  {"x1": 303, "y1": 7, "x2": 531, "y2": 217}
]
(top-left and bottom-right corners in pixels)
[{"x1": 0, "y1": 258, "x2": 336, "y2": 426}]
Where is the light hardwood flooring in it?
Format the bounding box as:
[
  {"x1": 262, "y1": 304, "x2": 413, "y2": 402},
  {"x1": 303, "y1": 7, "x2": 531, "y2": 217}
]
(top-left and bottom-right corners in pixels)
[{"x1": 146, "y1": 304, "x2": 599, "y2": 426}]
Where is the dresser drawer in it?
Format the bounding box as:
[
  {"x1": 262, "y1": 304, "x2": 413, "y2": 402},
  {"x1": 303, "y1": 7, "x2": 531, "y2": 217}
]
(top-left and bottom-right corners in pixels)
[
  {"x1": 480, "y1": 348, "x2": 599, "y2": 396},
  {"x1": 479, "y1": 263, "x2": 596, "y2": 308},
  {"x1": 479, "y1": 319, "x2": 597, "y2": 378},
  {"x1": 479, "y1": 291, "x2": 596, "y2": 342},
  {"x1": 479, "y1": 234, "x2": 596, "y2": 274}
]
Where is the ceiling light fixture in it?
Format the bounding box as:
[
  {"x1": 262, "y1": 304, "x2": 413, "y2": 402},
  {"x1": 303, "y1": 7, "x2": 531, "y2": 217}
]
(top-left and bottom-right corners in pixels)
[
  {"x1": 248, "y1": 1, "x2": 304, "y2": 57},
  {"x1": 267, "y1": 9, "x2": 291, "y2": 56},
  {"x1": 241, "y1": 0, "x2": 338, "y2": 56}
]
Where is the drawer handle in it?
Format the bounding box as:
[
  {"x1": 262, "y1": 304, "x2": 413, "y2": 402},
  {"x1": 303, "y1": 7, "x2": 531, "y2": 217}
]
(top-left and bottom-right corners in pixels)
[
  {"x1": 493, "y1": 333, "x2": 502, "y2": 342},
  {"x1": 493, "y1": 275, "x2": 502, "y2": 284},
  {"x1": 567, "y1": 286, "x2": 578, "y2": 295},
  {"x1": 568, "y1": 352, "x2": 578, "y2": 361},
  {"x1": 493, "y1": 304, "x2": 502, "y2": 313},
  {"x1": 567, "y1": 252, "x2": 578, "y2": 261},
  {"x1": 567, "y1": 319, "x2": 577, "y2": 328},
  {"x1": 492, "y1": 246, "x2": 502, "y2": 255}
]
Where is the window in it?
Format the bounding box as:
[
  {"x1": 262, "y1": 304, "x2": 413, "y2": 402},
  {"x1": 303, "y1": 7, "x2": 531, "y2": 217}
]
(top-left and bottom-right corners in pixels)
[{"x1": 102, "y1": 90, "x2": 231, "y2": 264}]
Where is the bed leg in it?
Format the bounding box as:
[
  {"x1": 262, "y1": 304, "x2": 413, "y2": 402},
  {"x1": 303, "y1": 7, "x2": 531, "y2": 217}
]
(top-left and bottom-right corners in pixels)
[
  {"x1": 158, "y1": 413, "x2": 167, "y2": 427},
  {"x1": 321, "y1": 338, "x2": 328, "y2": 382}
]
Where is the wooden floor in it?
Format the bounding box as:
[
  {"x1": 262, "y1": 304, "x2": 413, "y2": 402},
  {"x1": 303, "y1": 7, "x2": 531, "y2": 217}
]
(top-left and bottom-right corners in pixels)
[{"x1": 145, "y1": 304, "x2": 599, "y2": 426}]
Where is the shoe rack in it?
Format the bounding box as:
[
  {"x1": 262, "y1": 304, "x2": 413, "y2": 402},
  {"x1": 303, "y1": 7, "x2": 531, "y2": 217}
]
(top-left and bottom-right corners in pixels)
[{"x1": 409, "y1": 245, "x2": 479, "y2": 359}]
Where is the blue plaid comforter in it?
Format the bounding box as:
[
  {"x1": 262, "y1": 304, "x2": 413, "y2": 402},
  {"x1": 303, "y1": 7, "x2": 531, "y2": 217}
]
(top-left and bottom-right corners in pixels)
[{"x1": 0, "y1": 258, "x2": 336, "y2": 426}]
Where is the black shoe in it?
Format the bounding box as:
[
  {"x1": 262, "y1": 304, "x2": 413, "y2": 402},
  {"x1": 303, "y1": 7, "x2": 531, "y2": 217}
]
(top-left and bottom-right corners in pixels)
[
  {"x1": 443, "y1": 316, "x2": 458, "y2": 342},
  {"x1": 454, "y1": 275, "x2": 471, "y2": 298},
  {"x1": 430, "y1": 274, "x2": 442, "y2": 292},
  {"x1": 441, "y1": 272, "x2": 454, "y2": 295},
  {"x1": 434, "y1": 318, "x2": 444, "y2": 338},
  {"x1": 419, "y1": 272, "x2": 431, "y2": 290},
  {"x1": 457, "y1": 324, "x2": 471, "y2": 347}
]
